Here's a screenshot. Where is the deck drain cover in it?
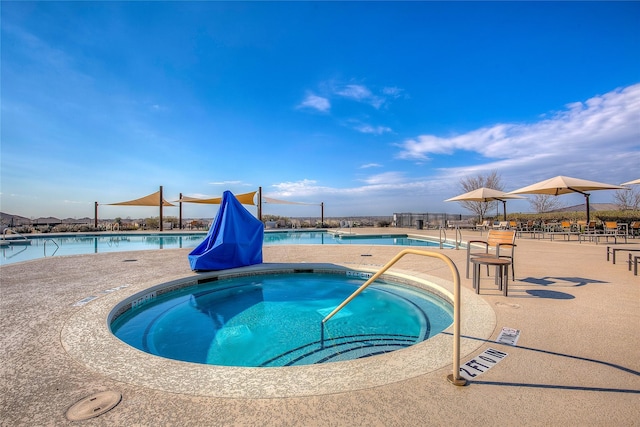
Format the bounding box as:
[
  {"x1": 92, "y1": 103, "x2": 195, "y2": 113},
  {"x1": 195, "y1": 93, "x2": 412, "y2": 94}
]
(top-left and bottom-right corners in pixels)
[{"x1": 66, "y1": 391, "x2": 122, "y2": 421}]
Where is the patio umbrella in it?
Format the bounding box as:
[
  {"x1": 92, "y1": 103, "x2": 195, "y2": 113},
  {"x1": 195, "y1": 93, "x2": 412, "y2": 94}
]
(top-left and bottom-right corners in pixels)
[
  {"x1": 445, "y1": 187, "x2": 525, "y2": 220},
  {"x1": 621, "y1": 178, "x2": 640, "y2": 186},
  {"x1": 508, "y1": 175, "x2": 626, "y2": 221}
]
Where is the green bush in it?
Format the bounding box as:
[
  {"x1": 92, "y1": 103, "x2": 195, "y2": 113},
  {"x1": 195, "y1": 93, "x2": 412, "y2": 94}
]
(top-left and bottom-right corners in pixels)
[{"x1": 507, "y1": 210, "x2": 640, "y2": 224}]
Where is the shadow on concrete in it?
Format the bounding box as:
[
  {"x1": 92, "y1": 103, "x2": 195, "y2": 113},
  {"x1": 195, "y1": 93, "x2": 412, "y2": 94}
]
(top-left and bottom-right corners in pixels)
[
  {"x1": 444, "y1": 332, "x2": 640, "y2": 378},
  {"x1": 525, "y1": 289, "x2": 575, "y2": 299},
  {"x1": 519, "y1": 276, "x2": 607, "y2": 287},
  {"x1": 470, "y1": 381, "x2": 640, "y2": 394}
]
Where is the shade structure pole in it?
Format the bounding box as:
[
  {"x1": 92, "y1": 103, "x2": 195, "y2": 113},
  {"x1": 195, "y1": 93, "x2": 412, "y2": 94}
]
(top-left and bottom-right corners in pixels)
[
  {"x1": 179, "y1": 192, "x2": 183, "y2": 230},
  {"x1": 568, "y1": 186, "x2": 590, "y2": 222},
  {"x1": 585, "y1": 193, "x2": 590, "y2": 222},
  {"x1": 321, "y1": 202, "x2": 324, "y2": 227},
  {"x1": 159, "y1": 185, "x2": 164, "y2": 231},
  {"x1": 258, "y1": 187, "x2": 262, "y2": 221},
  {"x1": 94, "y1": 202, "x2": 98, "y2": 228}
]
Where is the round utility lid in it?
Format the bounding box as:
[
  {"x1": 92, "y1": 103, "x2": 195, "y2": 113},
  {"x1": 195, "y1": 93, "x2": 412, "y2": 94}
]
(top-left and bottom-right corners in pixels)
[{"x1": 66, "y1": 391, "x2": 122, "y2": 421}]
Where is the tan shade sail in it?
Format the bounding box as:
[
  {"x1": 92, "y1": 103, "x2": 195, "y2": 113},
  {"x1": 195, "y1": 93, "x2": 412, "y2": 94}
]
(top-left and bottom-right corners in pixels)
[
  {"x1": 508, "y1": 175, "x2": 625, "y2": 196},
  {"x1": 263, "y1": 196, "x2": 317, "y2": 205},
  {"x1": 621, "y1": 178, "x2": 640, "y2": 186},
  {"x1": 508, "y1": 175, "x2": 626, "y2": 221},
  {"x1": 108, "y1": 191, "x2": 174, "y2": 207},
  {"x1": 445, "y1": 187, "x2": 525, "y2": 202},
  {"x1": 445, "y1": 187, "x2": 524, "y2": 220},
  {"x1": 178, "y1": 191, "x2": 257, "y2": 205}
]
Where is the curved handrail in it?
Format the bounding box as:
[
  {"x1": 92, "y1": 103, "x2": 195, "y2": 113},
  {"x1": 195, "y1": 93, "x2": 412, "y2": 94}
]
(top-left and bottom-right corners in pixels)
[
  {"x1": 439, "y1": 227, "x2": 447, "y2": 249},
  {"x1": 43, "y1": 238, "x2": 60, "y2": 257},
  {"x1": 455, "y1": 226, "x2": 463, "y2": 250},
  {"x1": 321, "y1": 248, "x2": 466, "y2": 386},
  {"x1": 3, "y1": 228, "x2": 29, "y2": 242}
]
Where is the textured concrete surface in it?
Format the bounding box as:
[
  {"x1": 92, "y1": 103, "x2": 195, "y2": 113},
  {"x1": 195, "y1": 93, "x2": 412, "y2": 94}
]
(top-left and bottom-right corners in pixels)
[{"x1": 1, "y1": 228, "x2": 639, "y2": 426}]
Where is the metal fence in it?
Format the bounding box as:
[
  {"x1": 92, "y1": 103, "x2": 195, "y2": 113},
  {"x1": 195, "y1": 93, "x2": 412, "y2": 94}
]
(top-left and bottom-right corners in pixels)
[{"x1": 392, "y1": 213, "x2": 476, "y2": 229}]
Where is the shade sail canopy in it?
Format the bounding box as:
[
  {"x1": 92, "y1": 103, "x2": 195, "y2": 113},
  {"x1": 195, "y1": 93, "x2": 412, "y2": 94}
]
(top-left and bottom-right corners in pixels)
[
  {"x1": 178, "y1": 191, "x2": 257, "y2": 205},
  {"x1": 445, "y1": 187, "x2": 524, "y2": 221},
  {"x1": 508, "y1": 175, "x2": 626, "y2": 196},
  {"x1": 188, "y1": 191, "x2": 263, "y2": 271},
  {"x1": 262, "y1": 196, "x2": 317, "y2": 205},
  {"x1": 108, "y1": 190, "x2": 174, "y2": 206},
  {"x1": 622, "y1": 178, "x2": 640, "y2": 186},
  {"x1": 508, "y1": 175, "x2": 626, "y2": 221}
]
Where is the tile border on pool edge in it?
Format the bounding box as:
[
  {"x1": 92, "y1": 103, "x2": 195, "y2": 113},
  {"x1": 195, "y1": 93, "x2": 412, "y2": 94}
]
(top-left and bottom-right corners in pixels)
[{"x1": 61, "y1": 263, "x2": 495, "y2": 398}]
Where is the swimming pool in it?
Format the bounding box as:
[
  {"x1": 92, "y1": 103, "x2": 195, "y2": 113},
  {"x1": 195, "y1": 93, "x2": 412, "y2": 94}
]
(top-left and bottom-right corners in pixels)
[
  {"x1": 110, "y1": 271, "x2": 453, "y2": 367},
  {"x1": 0, "y1": 231, "x2": 456, "y2": 265}
]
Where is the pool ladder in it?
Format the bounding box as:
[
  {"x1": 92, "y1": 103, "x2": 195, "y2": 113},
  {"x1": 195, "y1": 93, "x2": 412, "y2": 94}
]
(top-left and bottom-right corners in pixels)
[
  {"x1": 43, "y1": 238, "x2": 60, "y2": 256},
  {"x1": 439, "y1": 226, "x2": 463, "y2": 249},
  {"x1": 320, "y1": 249, "x2": 466, "y2": 386},
  {"x1": 1, "y1": 228, "x2": 31, "y2": 245}
]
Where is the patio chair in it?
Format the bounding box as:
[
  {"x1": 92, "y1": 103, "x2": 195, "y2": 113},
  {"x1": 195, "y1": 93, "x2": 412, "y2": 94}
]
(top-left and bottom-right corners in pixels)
[
  {"x1": 466, "y1": 229, "x2": 517, "y2": 280},
  {"x1": 602, "y1": 221, "x2": 627, "y2": 244},
  {"x1": 476, "y1": 220, "x2": 490, "y2": 232}
]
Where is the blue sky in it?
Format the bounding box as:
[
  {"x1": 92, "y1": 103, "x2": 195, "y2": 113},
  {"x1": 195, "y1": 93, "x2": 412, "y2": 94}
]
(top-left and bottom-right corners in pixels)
[{"x1": 2, "y1": 1, "x2": 639, "y2": 220}]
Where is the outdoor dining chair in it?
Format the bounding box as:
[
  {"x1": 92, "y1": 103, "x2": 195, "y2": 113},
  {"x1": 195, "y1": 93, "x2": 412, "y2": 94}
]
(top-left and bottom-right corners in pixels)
[{"x1": 466, "y1": 229, "x2": 517, "y2": 280}]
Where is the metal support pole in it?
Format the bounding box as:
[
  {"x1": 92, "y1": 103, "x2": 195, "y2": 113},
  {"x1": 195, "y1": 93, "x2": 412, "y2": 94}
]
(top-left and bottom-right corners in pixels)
[
  {"x1": 179, "y1": 192, "x2": 183, "y2": 230},
  {"x1": 159, "y1": 186, "x2": 164, "y2": 231}
]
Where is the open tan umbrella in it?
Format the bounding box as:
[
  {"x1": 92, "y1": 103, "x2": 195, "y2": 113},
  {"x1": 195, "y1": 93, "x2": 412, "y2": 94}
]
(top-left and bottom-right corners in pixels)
[
  {"x1": 508, "y1": 175, "x2": 626, "y2": 221},
  {"x1": 445, "y1": 187, "x2": 525, "y2": 220},
  {"x1": 622, "y1": 178, "x2": 640, "y2": 186}
]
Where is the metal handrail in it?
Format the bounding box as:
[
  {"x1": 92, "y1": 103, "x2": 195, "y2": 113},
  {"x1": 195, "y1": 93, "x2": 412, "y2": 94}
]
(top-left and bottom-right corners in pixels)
[
  {"x1": 43, "y1": 238, "x2": 60, "y2": 257},
  {"x1": 2, "y1": 228, "x2": 29, "y2": 242},
  {"x1": 439, "y1": 227, "x2": 447, "y2": 249},
  {"x1": 454, "y1": 226, "x2": 463, "y2": 250},
  {"x1": 321, "y1": 248, "x2": 466, "y2": 386}
]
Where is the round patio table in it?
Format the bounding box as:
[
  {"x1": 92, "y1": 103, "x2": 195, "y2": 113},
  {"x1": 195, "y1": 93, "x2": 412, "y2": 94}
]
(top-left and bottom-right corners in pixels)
[{"x1": 471, "y1": 257, "x2": 512, "y2": 296}]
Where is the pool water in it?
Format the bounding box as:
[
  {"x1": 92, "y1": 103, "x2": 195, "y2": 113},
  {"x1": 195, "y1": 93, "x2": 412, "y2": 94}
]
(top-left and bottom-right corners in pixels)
[
  {"x1": 110, "y1": 273, "x2": 453, "y2": 367},
  {"x1": 264, "y1": 231, "x2": 453, "y2": 248},
  {"x1": 0, "y1": 234, "x2": 205, "y2": 265},
  {"x1": 0, "y1": 231, "x2": 455, "y2": 265}
]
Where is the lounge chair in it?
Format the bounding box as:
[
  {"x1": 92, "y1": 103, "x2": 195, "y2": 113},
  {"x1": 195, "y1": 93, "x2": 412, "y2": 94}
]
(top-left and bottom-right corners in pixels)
[
  {"x1": 476, "y1": 220, "x2": 491, "y2": 233},
  {"x1": 497, "y1": 221, "x2": 509, "y2": 230},
  {"x1": 466, "y1": 229, "x2": 517, "y2": 280}
]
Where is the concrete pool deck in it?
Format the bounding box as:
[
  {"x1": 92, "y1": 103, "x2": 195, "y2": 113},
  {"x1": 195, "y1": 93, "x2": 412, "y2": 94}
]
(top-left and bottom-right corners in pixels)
[{"x1": 1, "y1": 227, "x2": 639, "y2": 425}]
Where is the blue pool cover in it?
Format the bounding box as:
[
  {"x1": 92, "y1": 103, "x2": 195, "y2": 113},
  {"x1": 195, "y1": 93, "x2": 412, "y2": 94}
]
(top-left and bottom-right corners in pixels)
[{"x1": 188, "y1": 191, "x2": 264, "y2": 271}]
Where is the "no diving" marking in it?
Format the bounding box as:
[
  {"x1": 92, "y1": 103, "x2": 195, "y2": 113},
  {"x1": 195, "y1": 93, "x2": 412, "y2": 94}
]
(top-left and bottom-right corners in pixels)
[{"x1": 459, "y1": 348, "x2": 508, "y2": 380}]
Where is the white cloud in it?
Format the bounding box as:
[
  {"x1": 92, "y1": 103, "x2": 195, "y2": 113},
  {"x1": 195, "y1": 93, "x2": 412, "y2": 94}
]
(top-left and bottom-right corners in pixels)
[
  {"x1": 353, "y1": 123, "x2": 393, "y2": 135},
  {"x1": 208, "y1": 180, "x2": 251, "y2": 186},
  {"x1": 297, "y1": 94, "x2": 330, "y2": 112},
  {"x1": 271, "y1": 179, "x2": 322, "y2": 197},
  {"x1": 336, "y1": 84, "x2": 371, "y2": 100},
  {"x1": 382, "y1": 86, "x2": 405, "y2": 99},
  {"x1": 360, "y1": 172, "x2": 407, "y2": 186},
  {"x1": 359, "y1": 163, "x2": 382, "y2": 169},
  {"x1": 335, "y1": 84, "x2": 384, "y2": 108},
  {"x1": 397, "y1": 83, "x2": 640, "y2": 166}
]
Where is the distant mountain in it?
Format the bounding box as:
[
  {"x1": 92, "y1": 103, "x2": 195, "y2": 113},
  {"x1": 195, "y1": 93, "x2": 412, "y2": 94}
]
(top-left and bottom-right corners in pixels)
[{"x1": 0, "y1": 212, "x2": 32, "y2": 226}]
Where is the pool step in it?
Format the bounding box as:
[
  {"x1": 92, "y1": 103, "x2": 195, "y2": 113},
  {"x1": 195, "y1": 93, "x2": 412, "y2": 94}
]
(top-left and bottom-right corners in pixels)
[{"x1": 259, "y1": 333, "x2": 418, "y2": 367}]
